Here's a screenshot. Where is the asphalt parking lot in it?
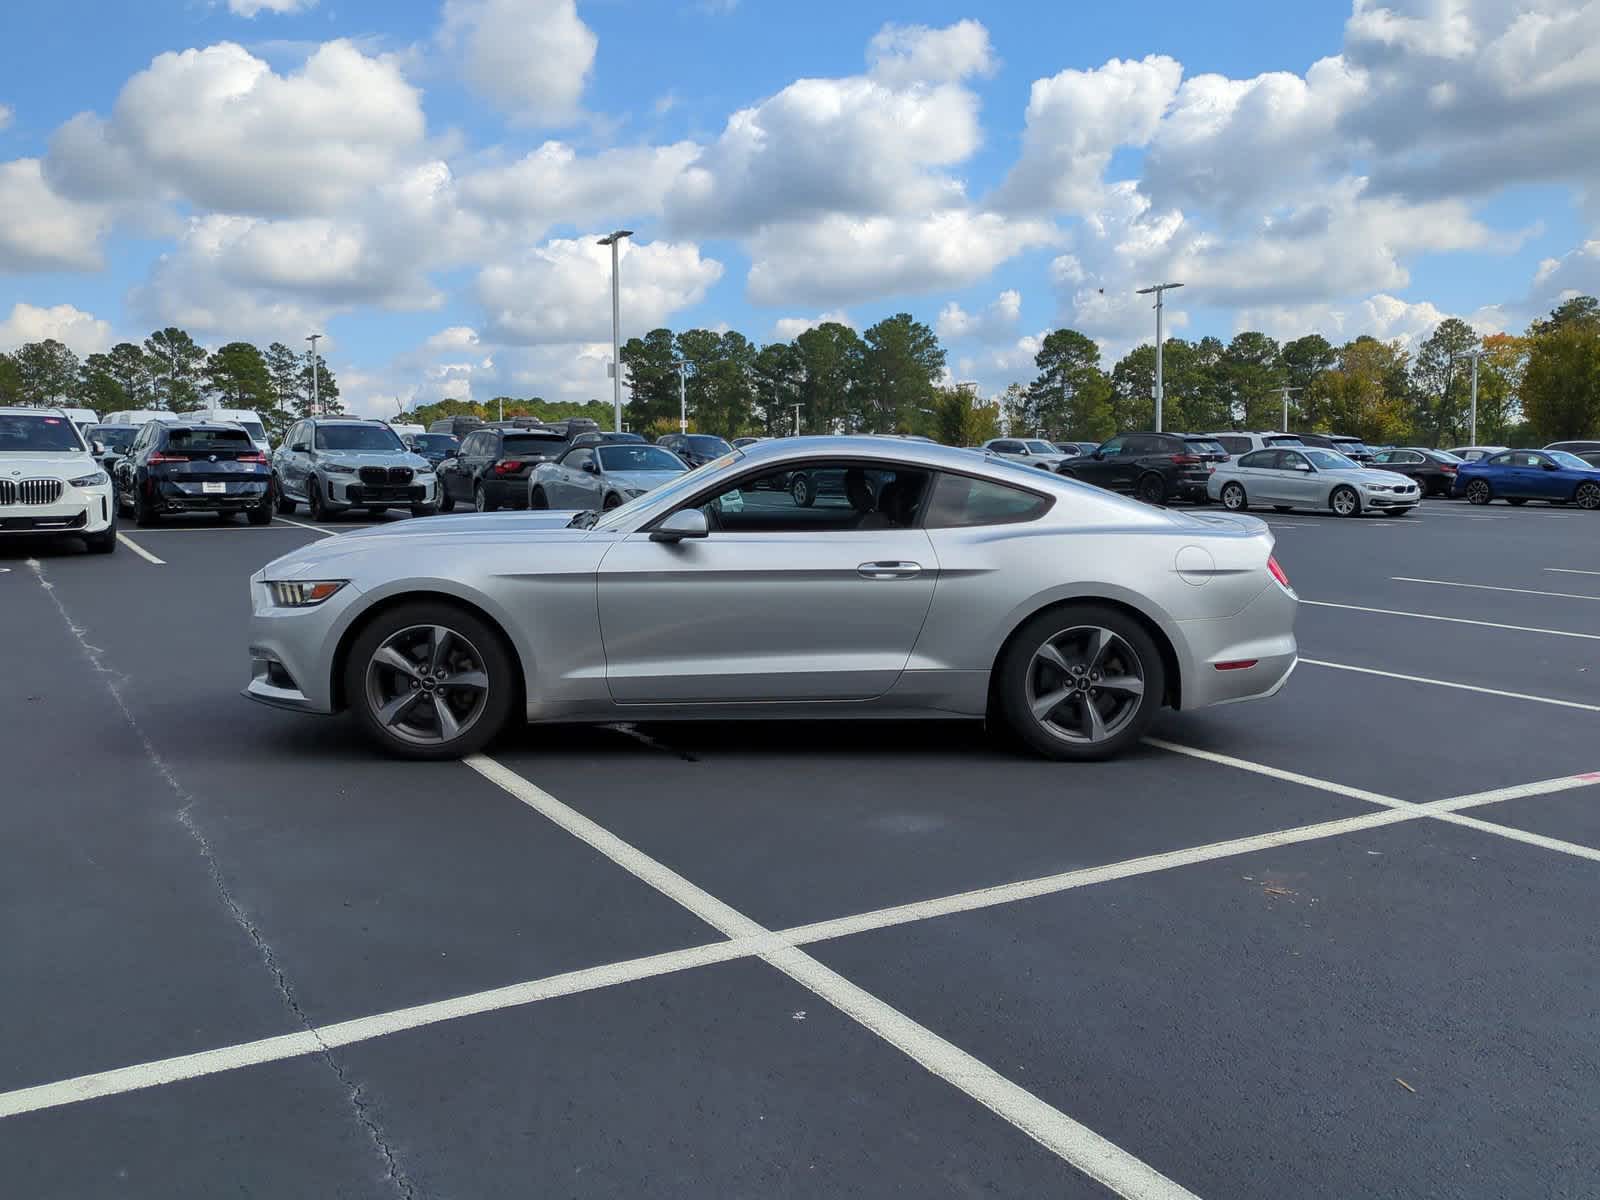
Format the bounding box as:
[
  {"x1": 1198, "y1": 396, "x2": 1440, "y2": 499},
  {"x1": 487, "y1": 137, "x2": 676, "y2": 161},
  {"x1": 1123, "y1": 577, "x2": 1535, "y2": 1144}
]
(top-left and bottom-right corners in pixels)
[{"x1": 5, "y1": 498, "x2": 1600, "y2": 1199}]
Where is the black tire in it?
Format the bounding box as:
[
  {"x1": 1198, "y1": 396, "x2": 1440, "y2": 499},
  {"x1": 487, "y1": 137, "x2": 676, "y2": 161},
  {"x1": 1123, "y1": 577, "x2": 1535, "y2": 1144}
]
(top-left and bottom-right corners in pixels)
[
  {"x1": 1220, "y1": 482, "x2": 1247, "y2": 511},
  {"x1": 474, "y1": 483, "x2": 497, "y2": 513},
  {"x1": 1056, "y1": 468, "x2": 1078, "y2": 480},
  {"x1": 247, "y1": 504, "x2": 272, "y2": 526},
  {"x1": 1575, "y1": 481, "x2": 1600, "y2": 510},
  {"x1": 791, "y1": 473, "x2": 815, "y2": 507},
  {"x1": 1136, "y1": 472, "x2": 1167, "y2": 505},
  {"x1": 1465, "y1": 479, "x2": 1492, "y2": 505},
  {"x1": 410, "y1": 504, "x2": 438, "y2": 519},
  {"x1": 1330, "y1": 485, "x2": 1360, "y2": 517},
  {"x1": 438, "y1": 487, "x2": 455, "y2": 513},
  {"x1": 1273, "y1": 505, "x2": 1293, "y2": 513},
  {"x1": 307, "y1": 477, "x2": 332, "y2": 522},
  {"x1": 602, "y1": 493, "x2": 621, "y2": 511},
  {"x1": 84, "y1": 521, "x2": 117, "y2": 554},
  {"x1": 215, "y1": 510, "x2": 236, "y2": 523},
  {"x1": 134, "y1": 481, "x2": 160, "y2": 527},
  {"x1": 274, "y1": 480, "x2": 296, "y2": 515},
  {"x1": 529, "y1": 487, "x2": 549, "y2": 510},
  {"x1": 994, "y1": 604, "x2": 1165, "y2": 761},
  {"x1": 344, "y1": 601, "x2": 518, "y2": 760},
  {"x1": 1507, "y1": 498, "x2": 1528, "y2": 506}
]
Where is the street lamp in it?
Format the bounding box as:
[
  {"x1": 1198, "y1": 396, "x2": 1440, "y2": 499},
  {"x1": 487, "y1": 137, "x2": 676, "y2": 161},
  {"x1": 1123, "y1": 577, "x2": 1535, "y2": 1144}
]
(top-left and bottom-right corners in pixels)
[
  {"x1": 597, "y1": 230, "x2": 633, "y2": 433},
  {"x1": 305, "y1": 333, "x2": 322, "y2": 417},
  {"x1": 676, "y1": 360, "x2": 693, "y2": 434},
  {"x1": 792, "y1": 402, "x2": 803, "y2": 437},
  {"x1": 1277, "y1": 385, "x2": 1303, "y2": 433},
  {"x1": 1466, "y1": 349, "x2": 1486, "y2": 446},
  {"x1": 1135, "y1": 282, "x2": 1184, "y2": 431}
]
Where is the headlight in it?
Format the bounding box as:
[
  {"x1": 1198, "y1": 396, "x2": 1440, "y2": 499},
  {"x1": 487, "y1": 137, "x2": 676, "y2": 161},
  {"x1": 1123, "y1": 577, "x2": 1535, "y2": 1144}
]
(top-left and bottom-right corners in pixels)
[
  {"x1": 321, "y1": 463, "x2": 356, "y2": 475},
  {"x1": 267, "y1": 580, "x2": 347, "y2": 607},
  {"x1": 68, "y1": 471, "x2": 108, "y2": 487},
  {"x1": 1363, "y1": 482, "x2": 1389, "y2": 491}
]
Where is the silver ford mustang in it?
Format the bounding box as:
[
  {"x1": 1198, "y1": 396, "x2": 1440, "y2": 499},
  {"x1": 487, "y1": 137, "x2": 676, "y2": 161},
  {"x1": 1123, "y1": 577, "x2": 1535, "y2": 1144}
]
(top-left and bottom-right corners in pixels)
[{"x1": 245, "y1": 437, "x2": 1298, "y2": 760}]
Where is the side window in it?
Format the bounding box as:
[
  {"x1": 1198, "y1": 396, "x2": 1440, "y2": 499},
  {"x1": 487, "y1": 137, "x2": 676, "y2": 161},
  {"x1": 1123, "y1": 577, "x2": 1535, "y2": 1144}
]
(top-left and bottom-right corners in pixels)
[
  {"x1": 1372, "y1": 451, "x2": 1394, "y2": 463},
  {"x1": 990, "y1": 440, "x2": 1023, "y2": 454},
  {"x1": 1216, "y1": 436, "x2": 1249, "y2": 456},
  {"x1": 1097, "y1": 436, "x2": 1126, "y2": 456},
  {"x1": 702, "y1": 462, "x2": 932, "y2": 533},
  {"x1": 1281, "y1": 452, "x2": 1310, "y2": 471},
  {"x1": 563, "y1": 447, "x2": 595, "y2": 471},
  {"x1": 924, "y1": 473, "x2": 1053, "y2": 528},
  {"x1": 1401, "y1": 451, "x2": 1425, "y2": 465},
  {"x1": 1237, "y1": 450, "x2": 1273, "y2": 469},
  {"x1": 1485, "y1": 452, "x2": 1512, "y2": 466}
]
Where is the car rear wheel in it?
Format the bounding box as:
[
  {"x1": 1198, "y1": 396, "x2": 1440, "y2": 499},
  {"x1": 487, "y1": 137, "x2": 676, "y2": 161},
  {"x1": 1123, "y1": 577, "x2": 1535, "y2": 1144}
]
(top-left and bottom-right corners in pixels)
[
  {"x1": 995, "y1": 605, "x2": 1164, "y2": 762},
  {"x1": 1575, "y1": 482, "x2": 1600, "y2": 510},
  {"x1": 437, "y1": 487, "x2": 455, "y2": 513},
  {"x1": 247, "y1": 504, "x2": 272, "y2": 526},
  {"x1": 1330, "y1": 485, "x2": 1360, "y2": 517},
  {"x1": 1465, "y1": 479, "x2": 1492, "y2": 505},
  {"x1": 346, "y1": 604, "x2": 516, "y2": 760},
  {"x1": 1136, "y1": 472, "x2": 1167, "y2": 505},
  {"x1": 528, "y1": 487, "x2": 548, "y2": 509},
  {"x1": 474, "y1": 483, "x2": 496, "y2": 513},
  {"x1": 134, "y1": 484, "x2": 160, "y2": 527},
  {"x1": 1220, "y1": 482, "x2": 1247, "y2": 511}
]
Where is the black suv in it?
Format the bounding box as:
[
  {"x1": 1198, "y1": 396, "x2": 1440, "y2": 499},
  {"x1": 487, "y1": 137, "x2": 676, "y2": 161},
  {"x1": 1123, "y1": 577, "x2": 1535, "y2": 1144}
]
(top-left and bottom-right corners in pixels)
[
  {"x1": 438, "y1": 426, "x2": 568, "y2": 512},
  {"x1": 1055, "y1": 431, "x2": 1212, "y2": 504},
  {"x1": 1296, "y1": 433, "x2": 1376, "y2": 464},
  {"x1": 656, "y1": 432, "x2": 735, "y2": 468},
  {"x1": 115, "y1": 420, "x2": 272, "y2": 525}
]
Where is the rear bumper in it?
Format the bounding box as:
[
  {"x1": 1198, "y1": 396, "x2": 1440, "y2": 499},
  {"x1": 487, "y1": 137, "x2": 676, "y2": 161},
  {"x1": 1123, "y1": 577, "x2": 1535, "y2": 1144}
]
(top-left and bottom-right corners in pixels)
[{"x1": 1177, "y1": 580, "x2": 1299, "y2": 709}]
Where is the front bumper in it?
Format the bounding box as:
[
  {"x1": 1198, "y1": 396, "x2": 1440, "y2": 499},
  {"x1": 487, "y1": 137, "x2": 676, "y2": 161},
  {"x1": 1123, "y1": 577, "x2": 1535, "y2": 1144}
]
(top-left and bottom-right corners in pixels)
[
  {"x1": 0, "y1": 484, "x2": 114, "y2": 535},
  {"x1": 326, "y1": 475, "x2": 435, "y2": 508},
  {"x1": 1362, "y1": 490, "x2": 1418, "y2": 509},
  {"x1": 242, "y1": 569, "x2": 364, "y2": 714},
  {"x1": 1177, "y1": 579, "x2": 1299, "y2": 709}
]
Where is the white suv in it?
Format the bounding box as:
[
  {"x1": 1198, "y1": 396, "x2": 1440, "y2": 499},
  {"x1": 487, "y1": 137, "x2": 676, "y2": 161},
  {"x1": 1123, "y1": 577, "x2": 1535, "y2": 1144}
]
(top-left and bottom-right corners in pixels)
[
  {"x1": 0, "y1": 407, "x2": 118, "y2": 553},
  {"x1": 1205, "y1": 431, "x2": 1306, "y2": 463}
]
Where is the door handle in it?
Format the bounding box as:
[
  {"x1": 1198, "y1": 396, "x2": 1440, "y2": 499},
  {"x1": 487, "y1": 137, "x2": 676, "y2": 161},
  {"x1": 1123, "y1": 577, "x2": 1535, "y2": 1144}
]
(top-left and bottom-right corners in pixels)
[{"x1": 857, "y1": 561, "x2": 922, "y2": 580}]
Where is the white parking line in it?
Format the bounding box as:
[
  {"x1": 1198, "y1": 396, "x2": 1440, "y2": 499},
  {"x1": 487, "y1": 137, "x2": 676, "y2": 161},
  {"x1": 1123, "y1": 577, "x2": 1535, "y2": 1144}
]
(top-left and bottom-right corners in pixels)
[
  {"x1": 462, "y1": 754, "x2": 1201, "y2": 1200},
  {"x1": 1302, "y1": 599, "x2": 1600, "y2": 641},
  {"x1": 115, "y1": 533, "x2": 164, "y2": 565},
  {"x1": 1300, "y1": 659, "x2": 1600, "y2": 713},
  {"x1": 1391, "y1": 576, "x2": 1600, "y2": 602},
  {"x1": 271, "y1": 516, "x2": 341, "y2": 537},
  {"x1": 1546, "y1": 568, "x2": 1600, "y2": 577},
  {"x1": 8, "y1": 756, "x2": 1597, "y2": 1140}
]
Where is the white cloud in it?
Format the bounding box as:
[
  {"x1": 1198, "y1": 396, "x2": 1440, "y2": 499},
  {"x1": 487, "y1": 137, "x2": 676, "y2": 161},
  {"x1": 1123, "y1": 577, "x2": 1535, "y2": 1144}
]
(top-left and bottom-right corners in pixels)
[
  {"x1": 866, "y1": 19, "x2": 996, "y2": 87},
  {"x1": 459, "y1": 140, "x2": 699, "y2": 231},
  {"x1": 227, "y1": 0, "x2": 317, "y2": 15},
  {"x1": 0, "y1": 302, "x2": 114, "y2": 356},
  {"x1": 0, "y1": 158, "x2": 109, "y2": 272},
  {"x1": 46, "y1": 41, "x2": 425, "y2": 218},
  {"x1": 935, "y1": 289, "x2": 1022, "y2": 342},
  {"x1": 1233, "y1": 292, "x2": 1504, "y2": 350},
  {"x1": 771, "y1": 311, "x2": 854, "y2": 340},
  {"x1": 475, "y1": 236, "x2": 723, "y2": 345},
  {"x1": 0, "y1": 104, "x2": 12, "y2": 131},
  {"x1": 997, "y1": 55, "x2": 1182, "y2": 215},
  {"x1": 423, "y1": 325, "x2": 481, "y2": 351},
  {"x1": 439, "y1": 0, "x2": 596, "y2": 125},
  {"x1": 746, "y1": 211, "x2": 1058, "y2": 308}
]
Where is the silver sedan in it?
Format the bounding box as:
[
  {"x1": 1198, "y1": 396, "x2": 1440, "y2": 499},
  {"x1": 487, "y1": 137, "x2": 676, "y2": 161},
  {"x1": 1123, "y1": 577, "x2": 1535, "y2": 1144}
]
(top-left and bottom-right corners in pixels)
[
  {"x1": 245, "y1": 437, "x2": 1298, "y2": 761},
  {"x1": 527, "y1": 442, "x2": 688, "y2": 511},
  {"x1": 1208, "y1": 446, "x2": 1420, "y2": 517}
]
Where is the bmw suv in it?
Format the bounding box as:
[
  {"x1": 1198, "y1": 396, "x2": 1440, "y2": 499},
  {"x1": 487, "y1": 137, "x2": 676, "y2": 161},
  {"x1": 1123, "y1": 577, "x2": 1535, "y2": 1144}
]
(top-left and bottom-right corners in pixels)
[
  {"x1": 0, "y1": 407, "x2": 117, "y2": 553},
  {"x1": 273, "y1": 418, "x2": 438, "y2": 522}
]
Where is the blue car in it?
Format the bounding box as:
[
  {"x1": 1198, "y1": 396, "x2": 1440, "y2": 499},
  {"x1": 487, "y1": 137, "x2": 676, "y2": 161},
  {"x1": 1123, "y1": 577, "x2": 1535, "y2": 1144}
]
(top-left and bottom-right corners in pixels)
[{"x1": 1453, "y1": 448, "x2": 1600, "y2": 509}]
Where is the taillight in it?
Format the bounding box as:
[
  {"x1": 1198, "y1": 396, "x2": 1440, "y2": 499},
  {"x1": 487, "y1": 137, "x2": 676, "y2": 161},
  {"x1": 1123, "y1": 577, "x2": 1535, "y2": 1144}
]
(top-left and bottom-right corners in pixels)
[
  {"x1": 238, "y1": 452, "x2": 268, "y2": 464},
  {"x1": 1170, "y1": 454, "x2": 1202, "y2": 464},
  {"x1": 1440, "y1": 464, "x2": 1457, "y2": 473},
  {"x1": 147, "y1": 452, "x2": 189, "y2": 464},
  {"x1": 1268, "y1": 555, "x2": 1291, "y2": 590},
  {"x1": 492, "y1": 459, "x2": 526, "y2": 476}
]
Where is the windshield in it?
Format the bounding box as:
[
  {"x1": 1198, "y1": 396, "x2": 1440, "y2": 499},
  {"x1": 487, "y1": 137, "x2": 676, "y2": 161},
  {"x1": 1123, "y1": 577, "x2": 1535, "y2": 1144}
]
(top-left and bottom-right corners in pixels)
[
  {"x1": 315, "y1": 424, "x2": 404, "y2": 452},
  {"x1": 1303, "y1": 448, "x2": 1356, "y2": 470},
  {"x1": 600, "y1": 445, "x2": 687, "y2": 472},
  {"x1": 89, "y1": 426, "x2": 137, "y2": 451},
  {"x1": 1186, "y1": 439, "x2": 1226, "y2": 455},
  {"x1": 0, "y1": 413, "x2": 85, "y2": 452},
  {"x1": 1024, "y1": 440, "x2": 1057, "y2": 454},
  {"x1": 685, "y1": 435, "x2": 734, "y2": 455},
  {"x1": 1549, "y1": 451, "x2": 1591, "y2": 470},
  {"x1": 1265, "y1": 435, "x2": 1304, "y2": 446},
  {"x1": 593, "y1": 448, "x2": 746, "y2": 531},
  {"x1": 238, "y1": 421, "x2": 266, "y2": 442},
  {"x1": 502, "y1": 434, "x2": 567, "y2": 459},
  {"x1": 413, "y1": 434, "x2": 458, "y2": 454},
  {"x1": 1332, "y1": 440, "x2": 1371, "y2": 455}
]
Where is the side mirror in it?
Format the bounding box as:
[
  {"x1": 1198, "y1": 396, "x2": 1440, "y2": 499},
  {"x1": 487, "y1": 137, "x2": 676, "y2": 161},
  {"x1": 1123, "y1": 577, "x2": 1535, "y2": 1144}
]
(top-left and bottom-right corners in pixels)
[
  {"x1": 581, "y1": 460, "x2": 598, "y2": 473},
  {"x1": 91, "y1": 440, "x2": 105, "y2": 455},
  {"x1": 1543, "y1": 461, "x2": 1560, "y2": 471},
  {"x1": 651, "y1": 508, "x2": 709, "y2": 543},
  {"x1": 291, "y1": 442, "x2": 310, "y2": 453}
]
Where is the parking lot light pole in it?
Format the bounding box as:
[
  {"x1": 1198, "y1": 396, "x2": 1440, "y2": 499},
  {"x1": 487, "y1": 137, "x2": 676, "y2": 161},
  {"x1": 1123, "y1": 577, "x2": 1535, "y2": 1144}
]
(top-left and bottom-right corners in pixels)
[
  {"x1": 1278, "y1": 385, "x2": 1302, "y2": 433},
  {"x1": 305, "y1": 333, "x2": 322, "y2": 417},
  {"x1": 597, "y1": 230, "x2": 633, "y2": 433},
  {"x1": 677, "y1": 362, "x2": 689, "y2": 434},
  {"x1": 1136, "y1": 282, "x2": 1184, "y2": 432},
  {"x1": 1467, "y1": 349, "x2": 1485, "y2": 446},
  {"x1": 792, "y1": 403, "x2": 803, "y2": 437}
]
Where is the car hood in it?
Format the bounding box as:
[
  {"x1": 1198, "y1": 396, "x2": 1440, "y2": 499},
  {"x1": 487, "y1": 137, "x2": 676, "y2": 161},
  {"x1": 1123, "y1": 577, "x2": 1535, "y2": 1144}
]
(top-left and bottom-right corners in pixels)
[
  {"x1": 0, "y1": 452, "x2": 97, "y2": 477},
  {"x1": 262, "y1": 510, "x2": 587, "y2": 578},
  {"x1": 609, "y1": 469, "x2": 686, "y2": 491},
  {"x1": 1331, "y1": 467, "x2": 1412, "y2": 485},
  {"x1": 304, "y1": 451, "x2": 432, "y2": 470}
]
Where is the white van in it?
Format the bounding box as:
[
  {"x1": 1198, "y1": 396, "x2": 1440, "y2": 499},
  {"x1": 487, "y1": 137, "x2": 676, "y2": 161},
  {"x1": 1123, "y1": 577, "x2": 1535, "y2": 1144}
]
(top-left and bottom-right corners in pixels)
[
  {"x1": 200, "y1": 408, "x2": 271, "y2": 453},
  {"x1": 60, "y1": 407, "x2": 100, "y2": 434},
  {"x1": 388, "y1": 421, "x2": 425, "y2": 440},
  {"x1": 104, "y1": 409, "x2": 181, "y2": 428}
]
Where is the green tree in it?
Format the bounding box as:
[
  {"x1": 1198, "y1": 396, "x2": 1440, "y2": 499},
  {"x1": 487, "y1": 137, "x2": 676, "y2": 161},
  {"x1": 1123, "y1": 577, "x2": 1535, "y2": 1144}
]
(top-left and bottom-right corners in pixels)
[
  {"x1": 13, "y1": 339, "x2": 82, "y2": 405},
  {"x1": 204, "y1": 342, "x2": 273, "y2": 409},
  {"x1": 0, "y1": 353, "x2": 21, "y2": 405},
  {"x1": 106, "y1": 342, "x2": 151, "y2": 406},
  {"x1": 676, "y1": 328, "x2": 757, "y2": 436},
  {"x1": 793, "y1": 322, "x2": 866, "y2": 434},
  {"x1": 1280, "y1": 334, "x2": 1337, "y2": 428},
  {"x1": 620, "y1": 328, "x2": 680, "y2": 430},
  {"x1": 78, "y1": 353, "x2": 129, "y2": 412},
  {"x1": 144, "y1": 327, "x2": 207, "y2": 411},
  {"x1": 1216, "y1": 332, "x2": 1283, "y2": 429},
  {"x1": 1026, "y1": 328, "x2": 1113, "y2": 439},
  {"x1": 752, "y1": 341, "x2": 803, "y2": 437},
  {"x1": 857, "y1": 314, "x2": 944, "y2": 433},
  {"x1": 932, "y1": 386, "x2": 1000, "y2": 445},
  {"x1": 1521, "y1": 322, "x2": 1600, "y2": 442},
  {"x1": 1411, "y1": 318, "x2": 1480, "y2": 445},
  {"x1": 1306, "y1": 336, "x2": 1411, "y2": 444},
  {"x1": 1529, "y1": 295, "x2": 1600, "y2": 337},
  {"x1": 297, "y1": 352, "x2": 342, "y2": 417}
]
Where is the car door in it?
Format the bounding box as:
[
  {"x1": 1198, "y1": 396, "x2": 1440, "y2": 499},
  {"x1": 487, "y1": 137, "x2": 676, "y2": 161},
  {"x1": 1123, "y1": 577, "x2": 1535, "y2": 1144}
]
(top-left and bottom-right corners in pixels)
[
  {"x1": 449, "y1": 433, "x2": 483, "y2": 501},
  {"x1": 1501, "y1": 451, "x2": 1547, "y2": 498},
  {"x1": 1072, "y1": 436, "x2": 1124, "y2": 487},
  {"x1": 557, "y1": 447, "x2": 601, "y2": 508},
  {"x1": 596, "y1": 458, "x2": 938, "y2": 703},
  {"x1": 1276, "y1": 450, "x2": 1322, "y2": 506},
  {"x1": 1236, "y1": 449, "x2": 1286, "y2": 503},
  {"x1": 1527, "y1": 452, "x2": 1568, "y2": 499}
]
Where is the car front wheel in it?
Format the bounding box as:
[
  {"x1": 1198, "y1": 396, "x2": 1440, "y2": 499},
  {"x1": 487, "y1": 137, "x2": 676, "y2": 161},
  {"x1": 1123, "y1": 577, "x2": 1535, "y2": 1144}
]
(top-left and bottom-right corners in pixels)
[
  {"x1": 995, "y1": 605, "x2": 1164, "y2": 761},
  {"x1": 345, "y1": 604, "x2": 517, "y2": 760},
  {"x1": 1330, "y1": 485, "x2": 1360, "y2": 517},
  {"x1": 1136, "y1": 472, "x2": 1167, "y2": 505},
  {"x1": 1220, "y1": 482, "x2": 1247, "y2": 511}
]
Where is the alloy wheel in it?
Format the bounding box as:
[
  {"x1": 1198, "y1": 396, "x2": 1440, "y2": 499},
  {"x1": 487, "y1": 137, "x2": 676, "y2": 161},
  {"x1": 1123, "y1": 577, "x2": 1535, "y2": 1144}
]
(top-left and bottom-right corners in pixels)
[
  {"x1": 1222, "y1": 483, "x2": 1246, "y2": 511},
  {"x1": 364, "y1": 624, "x2": 490, "y2": 748},
  {"x1": 1466, "y1": 480, "x2": 1491, "y2": 505},
  {"x1": 1577, "y1": 482, "x2": 1600, "y2": 510},
  {"x1": 1024, "y1": 625, "x2": 1145, "y2": 746},
  {"x1": 1332, "y1": 487, "x2": 1358, "y2": 516}
]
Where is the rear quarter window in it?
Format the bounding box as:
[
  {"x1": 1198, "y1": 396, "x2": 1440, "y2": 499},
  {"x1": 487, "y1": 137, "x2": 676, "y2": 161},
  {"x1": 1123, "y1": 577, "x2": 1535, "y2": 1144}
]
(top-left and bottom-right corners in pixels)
[{"x1": 924, "y1": 473, "x2": 1053, "y2": 528}]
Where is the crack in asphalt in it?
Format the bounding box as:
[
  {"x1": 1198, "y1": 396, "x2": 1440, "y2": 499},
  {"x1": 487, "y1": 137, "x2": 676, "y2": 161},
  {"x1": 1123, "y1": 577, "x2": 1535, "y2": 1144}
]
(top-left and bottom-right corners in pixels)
[
  {"x1": 27, "y1": 557, "x2": 418, "y2": 1200},
  {"x1": 609, "y1": 722, "x2": 700, "y2": 762}
]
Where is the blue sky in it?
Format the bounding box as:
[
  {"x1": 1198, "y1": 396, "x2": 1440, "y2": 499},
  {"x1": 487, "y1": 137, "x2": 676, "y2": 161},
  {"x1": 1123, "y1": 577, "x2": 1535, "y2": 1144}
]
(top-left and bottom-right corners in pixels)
[{"x1": 1, "y1": 0, "x2": 1596, "y2": 414}]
